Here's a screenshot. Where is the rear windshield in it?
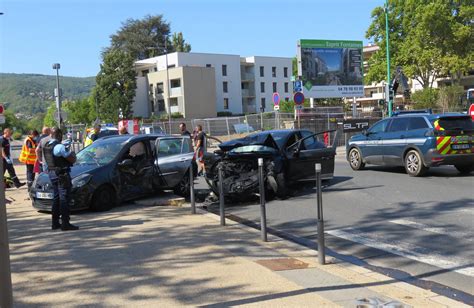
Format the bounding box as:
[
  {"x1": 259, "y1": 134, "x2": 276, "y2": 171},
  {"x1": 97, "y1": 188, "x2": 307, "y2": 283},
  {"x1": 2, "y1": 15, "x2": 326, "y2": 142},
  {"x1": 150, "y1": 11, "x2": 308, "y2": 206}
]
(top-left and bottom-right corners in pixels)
[{"x1": 436, "y1": 117, "x2": 473, "y2": 130}]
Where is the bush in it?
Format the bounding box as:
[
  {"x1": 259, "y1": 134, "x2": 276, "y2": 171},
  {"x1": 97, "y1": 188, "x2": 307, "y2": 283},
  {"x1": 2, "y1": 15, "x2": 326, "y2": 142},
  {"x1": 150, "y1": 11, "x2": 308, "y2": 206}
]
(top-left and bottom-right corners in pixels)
[
  {"x1": 411, "y1": 88, "x2": 439, "y2": 109},
  {"x1": 171, "y1": 112, "x2": 184, "y2": 119},
  {"x1": 12, "y1": 131, "x2": 22, "y2": 140}
]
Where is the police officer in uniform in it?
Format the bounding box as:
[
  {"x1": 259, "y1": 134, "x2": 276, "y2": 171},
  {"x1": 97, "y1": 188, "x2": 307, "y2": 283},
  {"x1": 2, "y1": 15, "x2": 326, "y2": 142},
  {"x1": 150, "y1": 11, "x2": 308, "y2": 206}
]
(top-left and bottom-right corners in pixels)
[{"x1": 43, "y1": 127, "x2": 79, "y2": 231}]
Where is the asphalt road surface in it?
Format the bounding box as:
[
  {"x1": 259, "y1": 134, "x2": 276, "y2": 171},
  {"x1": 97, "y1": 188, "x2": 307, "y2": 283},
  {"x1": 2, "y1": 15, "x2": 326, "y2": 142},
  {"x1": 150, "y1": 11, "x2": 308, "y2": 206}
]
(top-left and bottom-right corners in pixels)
[{"x1": 201, "y1": 157, "x2": 474, "y2": 299}]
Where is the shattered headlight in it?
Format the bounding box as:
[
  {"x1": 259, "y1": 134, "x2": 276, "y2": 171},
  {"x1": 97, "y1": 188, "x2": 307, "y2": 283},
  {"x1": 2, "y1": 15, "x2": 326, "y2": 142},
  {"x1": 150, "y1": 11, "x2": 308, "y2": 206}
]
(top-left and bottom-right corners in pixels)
[{"x1": 72, "y1": 174, "x2": 92, "y2": 188}]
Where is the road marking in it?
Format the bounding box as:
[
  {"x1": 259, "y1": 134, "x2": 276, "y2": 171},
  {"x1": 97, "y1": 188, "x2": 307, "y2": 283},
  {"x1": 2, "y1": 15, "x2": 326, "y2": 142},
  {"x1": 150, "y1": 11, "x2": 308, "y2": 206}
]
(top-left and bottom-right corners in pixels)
[
  {"x1": 327, "y1": 227, "x2": 474, "y2": 277},
  {"x1": 390, "y1": 219, "x2": 474, "y2": 241}
]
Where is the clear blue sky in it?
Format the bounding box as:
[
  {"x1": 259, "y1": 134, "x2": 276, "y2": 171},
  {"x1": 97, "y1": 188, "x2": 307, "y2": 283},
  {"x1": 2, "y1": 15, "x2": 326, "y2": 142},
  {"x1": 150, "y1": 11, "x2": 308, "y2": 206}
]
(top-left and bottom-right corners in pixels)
[{"x1": 0, "y1": 0, "x2": 384, "y2": 77}]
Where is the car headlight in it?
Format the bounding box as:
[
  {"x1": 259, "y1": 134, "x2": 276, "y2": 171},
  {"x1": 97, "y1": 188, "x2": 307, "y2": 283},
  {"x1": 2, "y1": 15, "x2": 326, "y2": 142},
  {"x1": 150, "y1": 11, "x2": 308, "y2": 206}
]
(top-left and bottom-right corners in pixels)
[{"x1": 72, "y1": 174, "x2": 92, "y2": 188}]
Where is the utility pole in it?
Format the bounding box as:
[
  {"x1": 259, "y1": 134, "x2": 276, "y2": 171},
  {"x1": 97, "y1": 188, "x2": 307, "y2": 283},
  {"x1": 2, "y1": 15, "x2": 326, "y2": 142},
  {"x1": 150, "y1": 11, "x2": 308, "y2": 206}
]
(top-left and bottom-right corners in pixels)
[
  {"x1": 164, "y1": 37, "x2": 172, "y2": 134},
  {"x1": 385, "y1": 0, "x2": 392, "y2": 117},
  {"x1": 52, "y1": 63, "x2": 62, "y2": 127},
  {"x1": 0, "y1": 155, "x2": 13, "y2": 308}
]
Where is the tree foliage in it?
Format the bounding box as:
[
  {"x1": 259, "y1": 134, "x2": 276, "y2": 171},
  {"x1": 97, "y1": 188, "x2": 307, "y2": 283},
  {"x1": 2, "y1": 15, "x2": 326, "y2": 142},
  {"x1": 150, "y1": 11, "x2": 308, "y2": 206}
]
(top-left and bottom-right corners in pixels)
[
  {"x1": 63, "y1": 97, "x2": 97, "y2": 125},
  {"x1": 411, "y1": 88, "x2": 439, "y2": 109},
  {"x1": 366, "y1": 0, "x2": 474, "y2": 88},
  {"x1": 95, "y1": 50, "x2": 137, "y2": 123},
  {"x1": 171, "y1": 32, "x2": 191, "y2": 52}
]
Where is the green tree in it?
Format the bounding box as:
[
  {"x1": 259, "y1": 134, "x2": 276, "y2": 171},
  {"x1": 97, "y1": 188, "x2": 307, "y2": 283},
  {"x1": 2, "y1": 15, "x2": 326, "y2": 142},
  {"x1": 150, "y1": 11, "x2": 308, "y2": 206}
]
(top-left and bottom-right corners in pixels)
[
  {"x1": 366, "y1": 0, "x2": 474, "y2": 88},
  {"x1": 63, "y1": 96, "x2": 97, "y2": 124},
  {"x1": 43, "y1": 103, "x2": 57, "y2": 127},
  {"x1": 439, "y1": 85, "x2": 464, "y2": 111},
  {"x1": 26, "y1": 113, "x2": 46, "y2": 131},
  {"x1": 171, "y1": 32, "x2": 191, "y2": 52},
  {"x1": 411, "y1": 88, "x2": 440, "y2": 109},
  {"x1": 106, "y1": 15, "x2": 192, "y2": 60},
  {"x1": 95, "y1": 50, "x2": 137, "y2": 123}
]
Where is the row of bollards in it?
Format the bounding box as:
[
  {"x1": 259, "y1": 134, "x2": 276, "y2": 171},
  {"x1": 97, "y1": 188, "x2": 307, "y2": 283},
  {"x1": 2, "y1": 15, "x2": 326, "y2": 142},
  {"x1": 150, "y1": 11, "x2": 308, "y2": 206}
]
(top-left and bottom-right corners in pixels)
[{"x1": 188, "y1": 159, "x2": 325, "y2": 265}]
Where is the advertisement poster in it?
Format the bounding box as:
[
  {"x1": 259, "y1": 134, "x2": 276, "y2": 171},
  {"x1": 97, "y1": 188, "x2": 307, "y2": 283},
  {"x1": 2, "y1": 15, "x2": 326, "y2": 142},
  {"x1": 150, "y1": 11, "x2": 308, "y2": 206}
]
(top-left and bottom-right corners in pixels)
[{"x1": 297, "y1": 39, "x2": 364, "y2": 98}]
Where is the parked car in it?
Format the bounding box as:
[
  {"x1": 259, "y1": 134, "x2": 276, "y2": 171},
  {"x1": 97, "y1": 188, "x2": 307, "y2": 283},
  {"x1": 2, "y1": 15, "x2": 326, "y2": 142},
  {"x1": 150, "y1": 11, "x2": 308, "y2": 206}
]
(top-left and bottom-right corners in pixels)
[
  {"x1": 203, "y1": 129, "x2": 338, "y2": 199},
  {"x1": 346, "y1": 112, "x2": 474, "y2": 176},
  {"x1": 30, "y1": 134, "x2": 196, "y2": 212}
]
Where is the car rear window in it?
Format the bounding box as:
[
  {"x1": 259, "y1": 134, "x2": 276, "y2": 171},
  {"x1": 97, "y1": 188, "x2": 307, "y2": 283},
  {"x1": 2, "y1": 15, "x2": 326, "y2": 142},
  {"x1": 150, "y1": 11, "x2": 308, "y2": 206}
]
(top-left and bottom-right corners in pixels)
[{"x1": 436, "y1": 117, "x2": 473, "y2": 130}]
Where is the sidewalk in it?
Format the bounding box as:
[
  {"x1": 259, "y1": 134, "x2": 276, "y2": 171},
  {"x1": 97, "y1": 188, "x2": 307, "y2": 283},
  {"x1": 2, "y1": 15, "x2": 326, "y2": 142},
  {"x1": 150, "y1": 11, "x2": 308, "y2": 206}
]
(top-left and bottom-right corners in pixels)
[{"x1": 4, "y1": 170, "x2": 467, "y2": 307}]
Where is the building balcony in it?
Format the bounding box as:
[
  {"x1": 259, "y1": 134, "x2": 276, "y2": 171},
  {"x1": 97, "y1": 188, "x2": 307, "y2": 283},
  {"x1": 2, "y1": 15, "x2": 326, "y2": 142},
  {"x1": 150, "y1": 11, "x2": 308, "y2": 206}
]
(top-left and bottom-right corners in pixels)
[
  {"x1": 170, "y1": 87, "x2": 182, "y2": 97},
  {"x1": 241, "y1": 73, "x2": 254, "y2": 81},
  {"x1": 241, "y1": 89, "x2": 255, "y2": 97}
]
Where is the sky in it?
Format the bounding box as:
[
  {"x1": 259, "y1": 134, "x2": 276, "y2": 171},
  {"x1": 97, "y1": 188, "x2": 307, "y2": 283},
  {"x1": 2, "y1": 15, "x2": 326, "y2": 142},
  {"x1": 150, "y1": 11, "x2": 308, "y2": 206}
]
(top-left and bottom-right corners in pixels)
[{"x1": 0, "y1": 0, "x2": 384, "y2": 77}]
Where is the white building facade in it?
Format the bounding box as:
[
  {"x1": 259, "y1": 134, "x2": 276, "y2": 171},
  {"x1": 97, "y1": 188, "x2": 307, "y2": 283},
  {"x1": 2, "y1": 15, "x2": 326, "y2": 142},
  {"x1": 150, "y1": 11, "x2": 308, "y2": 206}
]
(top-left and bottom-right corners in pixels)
[{"x1": 134, "y1": 52, "x2": 292, "y2": 118}]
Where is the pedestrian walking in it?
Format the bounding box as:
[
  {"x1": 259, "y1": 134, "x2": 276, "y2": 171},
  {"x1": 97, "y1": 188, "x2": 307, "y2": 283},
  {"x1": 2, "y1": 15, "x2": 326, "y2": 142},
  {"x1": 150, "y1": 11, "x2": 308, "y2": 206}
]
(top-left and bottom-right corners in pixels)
[
  {"x1": 179, "y1": 122, "x2": 191, "y2": 137},
  {"x1": 35, "y1": 127, "x2": 52, "y2": 173},
  {"x1": 2, "y1": 128, "x2": 25, "y2": 188},
  {"x1": 194, "y1": 124, "x2": 206, "y2": 176},
  {"x1": 43, "y1": 127, "x2": 78, "y2": 231},
  {"x1": 19, "y1": 130, "x2": 39, "y2": 190}
]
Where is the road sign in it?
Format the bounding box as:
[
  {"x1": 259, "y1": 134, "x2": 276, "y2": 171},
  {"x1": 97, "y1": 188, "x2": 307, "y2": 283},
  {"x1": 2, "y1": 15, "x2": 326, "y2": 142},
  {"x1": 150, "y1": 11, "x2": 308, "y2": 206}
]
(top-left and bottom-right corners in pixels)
[
  {"x1": 294, "y1": 91, "x2": 305, "y2": 105},
  {"x1": 272, "y1": 92, "x2": 280, "y2": 106},
  {"x1": 273, "y1": 105, "x2": 280, "y2": 111},
  {"x1": 295, "y1": 105, "x2": 303, "y2": 110},
  {"x1": 469, "y1": 104, "x2": 474, "y2": 120},
  {"x1": 293, "y1": 80, "x2": 303, "y2": 93},
  {"x1": 0, "y1": 104, "x2": 4, "y2": 114},
  {"x1": 0, "y1": 115, "x2": 5, "y2": 125},
  {"x1": 54, "y1": 111, "x2": 67, "y2": 122}
]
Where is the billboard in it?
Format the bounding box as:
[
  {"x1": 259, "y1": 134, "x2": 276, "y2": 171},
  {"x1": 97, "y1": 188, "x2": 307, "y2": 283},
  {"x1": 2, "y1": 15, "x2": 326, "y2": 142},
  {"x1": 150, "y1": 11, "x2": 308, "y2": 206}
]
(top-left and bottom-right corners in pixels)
[{"x1": 297, "y1": 39, "x2": 364, "y2": 98}]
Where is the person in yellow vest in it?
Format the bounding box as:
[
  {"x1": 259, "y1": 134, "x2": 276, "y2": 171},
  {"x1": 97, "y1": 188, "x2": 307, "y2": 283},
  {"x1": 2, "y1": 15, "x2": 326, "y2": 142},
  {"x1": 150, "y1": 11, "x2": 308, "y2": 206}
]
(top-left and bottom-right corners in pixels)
[
  {"x1": 84, "y1": 124, "x2": 101, "y2": 147},
  {"x1": 19, "y1": 130, "x2": 39, "y2": 190}
]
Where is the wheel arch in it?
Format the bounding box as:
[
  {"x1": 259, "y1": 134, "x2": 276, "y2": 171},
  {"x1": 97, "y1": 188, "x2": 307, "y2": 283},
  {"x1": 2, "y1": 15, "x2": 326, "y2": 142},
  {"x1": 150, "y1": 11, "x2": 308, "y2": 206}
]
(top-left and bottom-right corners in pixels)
[
  {"x1": 403, "y1": 145, "x2": 427, "y2": 167},
  {"x1": 89, "y1": 183, "x2": 118, "y2": 209},
  {"x1": 347, "y1": 145, "x2": 366, "y2": 163}
]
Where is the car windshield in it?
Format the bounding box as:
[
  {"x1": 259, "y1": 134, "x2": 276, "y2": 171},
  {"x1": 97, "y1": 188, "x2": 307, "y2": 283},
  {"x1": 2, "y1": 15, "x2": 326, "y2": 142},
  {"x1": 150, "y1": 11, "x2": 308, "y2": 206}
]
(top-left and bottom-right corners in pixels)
[
  {"x1": 269, "y1": 131, "x2": 290, "y2": 148},
  {"x1": 436, "y1": 117, "x2": 473, "y2": 130},
  {"x1": 76, "y1": 139, "x2": 125, "y2": 166},
  {"x1": 230, "y1": 145, "x2": 278, "y2": 153}
]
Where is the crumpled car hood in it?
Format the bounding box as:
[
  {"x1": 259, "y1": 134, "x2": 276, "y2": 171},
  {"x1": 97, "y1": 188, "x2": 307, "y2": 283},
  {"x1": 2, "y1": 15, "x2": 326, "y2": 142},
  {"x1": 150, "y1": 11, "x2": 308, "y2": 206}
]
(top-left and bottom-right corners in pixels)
[{"x1": 219, "y1": 133, "x2": 279, "y2": 152}]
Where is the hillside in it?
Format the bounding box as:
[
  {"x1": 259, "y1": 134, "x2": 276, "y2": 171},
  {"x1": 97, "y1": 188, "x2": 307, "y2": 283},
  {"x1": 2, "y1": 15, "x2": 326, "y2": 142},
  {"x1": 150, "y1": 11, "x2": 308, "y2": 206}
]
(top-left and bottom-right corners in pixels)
[{"x1": 0, "y1": 73, "x2": 96, "y2": 116}]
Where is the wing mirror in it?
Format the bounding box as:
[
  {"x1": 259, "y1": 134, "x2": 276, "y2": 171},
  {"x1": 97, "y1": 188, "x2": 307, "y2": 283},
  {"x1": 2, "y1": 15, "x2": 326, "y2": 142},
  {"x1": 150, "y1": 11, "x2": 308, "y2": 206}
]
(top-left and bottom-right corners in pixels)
[
  {"x1": 118, "y1": 159, "x2": 133, "y2": 168},
  {"x1": 362, "y1": 130, "x2": 372, "y2": 136}
]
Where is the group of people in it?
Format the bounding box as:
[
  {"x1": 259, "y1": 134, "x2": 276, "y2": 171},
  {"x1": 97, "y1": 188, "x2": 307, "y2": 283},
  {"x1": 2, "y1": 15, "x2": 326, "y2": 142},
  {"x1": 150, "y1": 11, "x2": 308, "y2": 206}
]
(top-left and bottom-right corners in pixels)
[{"x1": 179, "y1": 123, "x2": 206, "y2": 176}]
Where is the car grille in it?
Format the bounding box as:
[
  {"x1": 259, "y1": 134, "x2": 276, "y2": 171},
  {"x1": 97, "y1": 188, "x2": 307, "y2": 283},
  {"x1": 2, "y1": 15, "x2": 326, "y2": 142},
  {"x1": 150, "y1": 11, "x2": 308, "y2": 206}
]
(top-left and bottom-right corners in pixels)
[{"x1": 33, "y1": 198, "x2": 53, "y2": 211}]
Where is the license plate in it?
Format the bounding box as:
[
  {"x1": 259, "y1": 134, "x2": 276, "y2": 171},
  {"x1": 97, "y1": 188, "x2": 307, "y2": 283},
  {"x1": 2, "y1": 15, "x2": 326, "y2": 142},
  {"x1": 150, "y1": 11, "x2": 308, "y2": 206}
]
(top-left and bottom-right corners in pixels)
[
  {"x1": 452, "y1": 144, "x2": 471, "y2": 150},
  {"x1": 36, "y1": 192, "x2": 54, "y2": 199}
]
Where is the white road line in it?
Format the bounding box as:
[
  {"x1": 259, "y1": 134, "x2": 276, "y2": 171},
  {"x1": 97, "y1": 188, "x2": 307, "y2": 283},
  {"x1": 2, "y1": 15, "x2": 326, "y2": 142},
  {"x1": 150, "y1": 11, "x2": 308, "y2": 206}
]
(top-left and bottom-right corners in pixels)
[
  {"x1": 327, "y1": 227, "x2": 474, "y2": 277},
  {"x1": 389, "y1": 219, "x2": 474, "y2": 241},
  {"x1": 455, "y1": 208, "x2": 474, "y2": 215}
]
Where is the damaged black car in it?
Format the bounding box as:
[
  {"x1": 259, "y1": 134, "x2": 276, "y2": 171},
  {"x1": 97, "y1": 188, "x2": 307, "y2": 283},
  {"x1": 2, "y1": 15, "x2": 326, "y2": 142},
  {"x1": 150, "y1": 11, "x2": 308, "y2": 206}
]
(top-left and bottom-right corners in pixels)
[{"x1": 203, "y1": 129, "x2": 338, "y2": 200}]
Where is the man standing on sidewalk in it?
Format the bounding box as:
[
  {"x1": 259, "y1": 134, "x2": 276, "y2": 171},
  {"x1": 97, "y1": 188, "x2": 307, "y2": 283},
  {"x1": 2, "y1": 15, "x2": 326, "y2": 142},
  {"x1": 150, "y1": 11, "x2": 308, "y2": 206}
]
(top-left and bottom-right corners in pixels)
[
  {"x1": 43, "y1": 127, "x2": 78, "y2": 231},
  {"x1": 19, "y1": 130, "x2": 39, "y2": 190},
  {"x1": 179, "y1": 123, "x2": 191, "y2": 137},
  {"x1": 1, "y1": 128, "x2": 25, "y2": 188},
  {"x1": 35, "y1": 127, "x2": 52, "y2": 172}
]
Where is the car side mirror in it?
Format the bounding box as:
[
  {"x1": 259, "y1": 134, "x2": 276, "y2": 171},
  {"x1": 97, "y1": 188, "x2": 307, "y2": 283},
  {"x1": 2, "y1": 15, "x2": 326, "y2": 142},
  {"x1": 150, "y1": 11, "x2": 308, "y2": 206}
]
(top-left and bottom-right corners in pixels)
[
  {"x1": 118, "y1": 159, "x2": 133, "y2": 168},
  {"x1": 362, "y1": 130, "x2": 370, "y2": 136}
]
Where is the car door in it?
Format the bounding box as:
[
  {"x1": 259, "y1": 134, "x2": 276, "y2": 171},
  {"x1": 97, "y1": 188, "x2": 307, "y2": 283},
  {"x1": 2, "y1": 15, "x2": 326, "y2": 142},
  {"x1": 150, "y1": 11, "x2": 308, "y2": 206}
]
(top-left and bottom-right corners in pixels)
[
  {"x1": 360, "y1": 119, "x2": 390, "y2": 165},
  {"x1": 155, "y1": 137, "x2": 190, "y2": 188},
  {"x1": 297, "y1": 130, "x2": 336, "y2": 180},
  {"x1": 117, "y1": 140, "x2": 155, "y2": 198},
  {"x1": 383, "y1": 117, "x2": 410, "y2": 165}
]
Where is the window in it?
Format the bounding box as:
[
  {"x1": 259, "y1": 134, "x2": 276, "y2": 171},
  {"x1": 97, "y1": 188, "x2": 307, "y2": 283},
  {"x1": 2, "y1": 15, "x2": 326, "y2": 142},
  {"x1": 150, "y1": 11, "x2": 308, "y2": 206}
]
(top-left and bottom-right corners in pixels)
[
  {"x1": 157, "y1": 99, "x2": 165, "y2": 112},
  {"x1": 222, "y1": 64, "x2": 227, "y2": 76},
  {"x1": 260, "y1": 98, "x2": 266, "y2": 110},
  {"x1": 223, "y1": 81, "x2": 228, "y2": 93},
  {"x1": 284, "y1": 67, "x2": 288, "y2": 78},
  {"x1": 272, "y1": 67, "x2": 276, "y2": 78},
  {"x1": 154, "y1": 67, "x2": 157, "y2": 72},
  {"x1": 168, "y1": 64, "x2": 176, "y2": 69},
  {"x1": 285, "y1": 97, "x2": 289, "y2": 102},
  {"x1": 157, "y1": 82, "x2": 164, "y2": 94},
  {"x1": 150, "y1": 100, "x2": 155, "y2": 113},
  {"x1": 158, "y1": 138, "x2": 183, "y2": 157},
  {"x1": 170, "y1": 79, "x2": 181, "y2": 88},
  {"x1": 206, "y1": 64, "x2": 212, "y2": 68},
  {"x1": 408, "y1": 117, "x2": 429, "y2": 130},
  {"x1": 149, "y1": 84, "x2": 153, "y2": 94},
  {"x1": 260, "y1": 66, "x2": 264, "y2": 77},
  {"x1": 224, "y1": 98, "x2": 229, "y2": 110},
  {"x1": 141, "y1": 70, "x2": 149, "y2": 77},
  {"x1": 260, "y1": 82, "x2": 265, "y2": 93},
  {"x1": 387, "y1": 118, "x2": 410, "y2": 132},
  {"x1": 272, "y1": 82, "x2": 277, "y2": 93},
  {"x1": 301, "y1": 131, "x2": 324, "y2": 150},
  {"x1": 169, "y1": 97, "x2": 178, "y2": 107},
  {"x1": 284, "y1": 82, "x2": 289, "y2": 93},
  {"x1": 368, "y1": 119, "x2": 389, "y2": 133}
]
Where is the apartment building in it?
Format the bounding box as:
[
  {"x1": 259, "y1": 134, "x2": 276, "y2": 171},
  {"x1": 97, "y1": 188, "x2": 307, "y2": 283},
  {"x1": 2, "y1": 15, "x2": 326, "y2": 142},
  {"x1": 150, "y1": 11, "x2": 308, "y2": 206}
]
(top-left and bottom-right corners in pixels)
[{"x1": 133, "y1": 52, "x2": 292, "y2": 118}]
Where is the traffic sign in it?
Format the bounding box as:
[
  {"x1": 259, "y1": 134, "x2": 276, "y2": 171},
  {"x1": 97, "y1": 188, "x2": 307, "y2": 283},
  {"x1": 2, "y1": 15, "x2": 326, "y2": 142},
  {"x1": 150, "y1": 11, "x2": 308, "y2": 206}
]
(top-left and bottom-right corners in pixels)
[
  {"x1": 293, "y1": 80, "x2": 303, "y2": 93},
  {"x1": 0, "y1": 115, "x2": 5, "y2": 125},
  {"x1": 293, "y1": 91, "x2": 305, "y2": 105},
  {"x1": 54, "y1": 111, "x2": 68, "y2": 122},
  {"x1": 272, "y1": 92, "x2": 280, "y2": 106},
  {"x1": 273, "y1": 105, "x2": 280, "y2": 111},
  {"x1": 469, "y1": 104, "x2": 474, "y2": 120},
  {"x1": 0, "y1": 104, "x2": 4, "y2": 114},
  {"x1": 295, "y1": 105, "x2": 303, "y2": 110}
]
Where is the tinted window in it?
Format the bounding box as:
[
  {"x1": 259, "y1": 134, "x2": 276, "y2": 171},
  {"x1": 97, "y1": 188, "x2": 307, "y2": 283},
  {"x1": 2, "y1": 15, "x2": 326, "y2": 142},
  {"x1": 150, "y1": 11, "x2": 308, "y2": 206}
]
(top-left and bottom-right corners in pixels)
[
  {"x1": 158, "y1": 139, "x2": 182, "y2": 157},
  {"x1": 437, "y1": 117, "x2": 473, "y2": 130},
  {"x1": 408, "y1": 117, "x2": 428, "y2": 130},
  {"x1": 368, "y1": 120, "x2": 389, "y2": 133},
  {"x1": 301, "y1": 130, "x2": 325, "y2": 149},
  {"x1": 388, "y1": 118, "x2": 410, "y2": 132}
]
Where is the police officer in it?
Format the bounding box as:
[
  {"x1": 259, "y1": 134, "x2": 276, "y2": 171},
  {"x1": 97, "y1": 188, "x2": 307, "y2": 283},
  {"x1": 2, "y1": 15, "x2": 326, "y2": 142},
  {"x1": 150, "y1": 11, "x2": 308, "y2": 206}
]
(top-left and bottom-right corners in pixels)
[{"x1": 43, "y1": 127, "x2": 78, "y2": 231}]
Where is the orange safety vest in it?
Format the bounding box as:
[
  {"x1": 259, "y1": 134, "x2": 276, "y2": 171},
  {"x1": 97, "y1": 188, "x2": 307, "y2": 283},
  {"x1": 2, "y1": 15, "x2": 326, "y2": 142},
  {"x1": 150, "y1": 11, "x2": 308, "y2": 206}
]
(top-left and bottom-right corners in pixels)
[{"x1": 19, "y1": 136, "x2": 37, "y2": 165}]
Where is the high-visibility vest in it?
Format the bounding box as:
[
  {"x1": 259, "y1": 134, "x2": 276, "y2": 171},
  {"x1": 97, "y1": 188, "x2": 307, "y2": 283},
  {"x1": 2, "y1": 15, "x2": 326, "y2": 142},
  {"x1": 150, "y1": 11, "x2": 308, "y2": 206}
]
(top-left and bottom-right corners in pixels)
[{"x1": 19, "y1": 136, "x2": 37, "y2": 165}]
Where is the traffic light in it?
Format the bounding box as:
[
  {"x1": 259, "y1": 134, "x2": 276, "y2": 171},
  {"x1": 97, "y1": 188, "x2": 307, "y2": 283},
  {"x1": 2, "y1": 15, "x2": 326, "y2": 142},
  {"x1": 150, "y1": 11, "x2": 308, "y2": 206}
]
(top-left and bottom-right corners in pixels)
[
  {"x1": 389, "y1": 88, "x2": 395, "y2": 101},
  {"x1": 378, "y1": 99, "x2": 385, "y2": 106}
]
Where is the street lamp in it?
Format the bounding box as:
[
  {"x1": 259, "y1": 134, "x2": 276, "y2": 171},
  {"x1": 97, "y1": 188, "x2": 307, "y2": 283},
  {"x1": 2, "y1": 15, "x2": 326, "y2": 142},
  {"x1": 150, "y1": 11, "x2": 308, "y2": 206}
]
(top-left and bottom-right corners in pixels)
[
  {"x1": 384, "y1": 0, "x2": 393, "y2": 117},
  {"x1": 52, "y1": 63, "x2": 63, "y2": 127}
]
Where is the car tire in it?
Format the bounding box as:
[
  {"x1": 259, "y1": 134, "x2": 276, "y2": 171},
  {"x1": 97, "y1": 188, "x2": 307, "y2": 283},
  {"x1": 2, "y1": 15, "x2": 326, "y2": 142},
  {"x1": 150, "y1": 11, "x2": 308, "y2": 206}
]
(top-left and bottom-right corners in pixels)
[
  {"x1": 173, "y1": 170, "x2": 190, "y2": 197},
  {"x1": 404, "y1": 150, "x2": 427, "y2": 177},
  {"x1": 454, "y1": 164, "x2": 474, "y2": 174},
  {"x1": 275, "y1": 173, "x2": 288, "y2": 199},
  {"x1": 90, "y1": 185, "x2": 117, "y2": 212},
  {"x1": 349, "y1": 148, "x2": 365, "y2": 170}
]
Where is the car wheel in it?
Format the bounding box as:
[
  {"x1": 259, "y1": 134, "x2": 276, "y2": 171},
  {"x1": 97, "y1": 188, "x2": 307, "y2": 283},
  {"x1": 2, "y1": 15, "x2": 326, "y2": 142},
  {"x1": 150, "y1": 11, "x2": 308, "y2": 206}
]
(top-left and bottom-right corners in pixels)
[
  {"x1": 90, "y1": 185, "x2": 117, "y2": 212},
  {"x1": 349, "y1": 148, "x2": 365, "y2": 170},
  {"x1": 275, "y1": 173, "x2": 288, "y2": 199},
  {"x1": 454, "y1": 164, "x2": 473, "y2": 174},
  {"x1": 174, "y1": 171, "x2": 190, "y2": 197},
  {"x1": 404, "y1": 150, "x2": 427, "y2": 177}
]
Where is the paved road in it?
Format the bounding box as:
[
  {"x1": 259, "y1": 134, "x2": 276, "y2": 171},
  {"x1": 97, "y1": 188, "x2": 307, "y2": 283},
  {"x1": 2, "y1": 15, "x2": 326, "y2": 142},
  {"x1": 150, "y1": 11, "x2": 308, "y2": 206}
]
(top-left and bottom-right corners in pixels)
[{"x1": 202, "y1": 158, "x2": 474, "y2": 297}]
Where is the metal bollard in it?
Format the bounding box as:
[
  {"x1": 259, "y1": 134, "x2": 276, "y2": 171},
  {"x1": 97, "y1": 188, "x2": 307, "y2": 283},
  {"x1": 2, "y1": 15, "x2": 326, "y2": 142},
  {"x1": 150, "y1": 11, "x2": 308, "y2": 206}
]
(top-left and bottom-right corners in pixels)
[
  {"x1": 218, "y1": 164, "x2": 225, "y2": 226},
  {"x1": 258, "y1": 158, "x2": 268, "y2": 242},
  {"x1": 190, "y1": 166, "x2": 196, "y2": 214},
  {"x1": 315, "y1": 163, "x2": 326, "y2": 265}
]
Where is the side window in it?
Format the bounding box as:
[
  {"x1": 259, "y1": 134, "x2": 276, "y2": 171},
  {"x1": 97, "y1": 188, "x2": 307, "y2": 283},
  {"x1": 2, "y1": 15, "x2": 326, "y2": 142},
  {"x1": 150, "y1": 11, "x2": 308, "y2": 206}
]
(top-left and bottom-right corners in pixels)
[
  {"x1": 409, "y1": 117, "x2": 429, "y2": 130},
  {"x1": 301, "y1": 131, "x2": 318, "y2": 150},
  {"x1": 285, "y1": 133, "x2": 301, "y2": 152},
  {"x1": 182, "y1": 138, "x2": 192, "y2": 153},
  {"x1": 123, "y1": 141, "x2": 147, "y2": 160},
  {"x1": 157, "y1": 139, "x2": 183, "y2": 158},
  {"x1": 368, "y1": 120, "x2": 389, "y2": 133},
  {"x1": 388, "y1": 118, "x2": 410, "y2": 132}
]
